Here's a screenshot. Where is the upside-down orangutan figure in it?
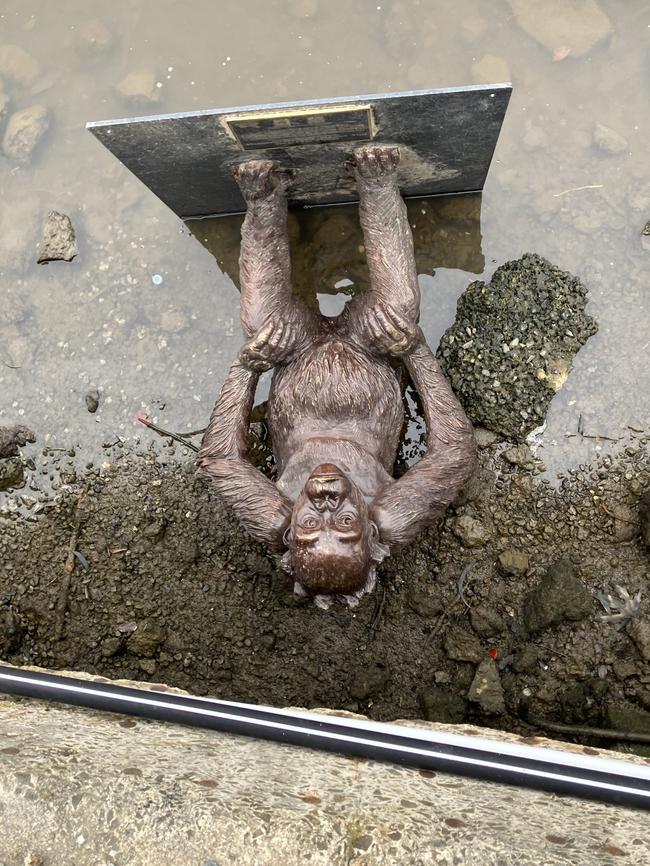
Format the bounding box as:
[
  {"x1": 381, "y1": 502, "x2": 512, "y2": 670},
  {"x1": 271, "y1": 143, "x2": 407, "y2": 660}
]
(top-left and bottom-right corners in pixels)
[{"x1": 197, "y1": 145, "x2": 476, "y2": 607}]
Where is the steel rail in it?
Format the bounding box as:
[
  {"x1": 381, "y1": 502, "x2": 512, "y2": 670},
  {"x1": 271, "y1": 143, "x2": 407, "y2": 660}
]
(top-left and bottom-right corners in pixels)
[{"x1": 0, "y1": 664, "x2": 648, "y2": 810}]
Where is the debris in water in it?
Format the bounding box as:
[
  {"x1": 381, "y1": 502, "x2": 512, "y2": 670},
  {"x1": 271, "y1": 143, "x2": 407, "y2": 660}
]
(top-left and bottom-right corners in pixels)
[{"x1": 596, "y1": 585, "x2": 642, "y2": 629}]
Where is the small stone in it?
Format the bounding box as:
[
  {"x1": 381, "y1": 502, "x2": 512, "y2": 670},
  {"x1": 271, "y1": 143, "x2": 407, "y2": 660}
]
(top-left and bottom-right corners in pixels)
[
  {"x1": 642, "y1": 221, "x2": 650, "y2": 237},
  {"x1": 0, "y1": 608, "x2": 24, "y2": 655},
  {"x1": 497, "y1": 548, "x2": 529, "y2": 576},
  {"x1": 473, "y1": 427, "x2": 498, "y2": 449},
  {"x1": 0, "y1": 425, "x2": 35, "y2": 458},
  {"x1": 37, "y1": 211, "x2": 78, "y2": 264},
  {"x1": 0, "y1": 44, "x2": 41, "y2": 85},
  {"x1": 471, "y1": 54, "x2": 511, "y2": 84},
  {"x1": 138, "y1": 659, "x2": 156, "y2": 676},
  {"x1": 406, "y1": 586, "x2": 442, "y2": 619},
  {"x1": 523, "y1": 559, "x2": 592, "y2": 634},
  {"x1": 511, "y1": 644, "x2": 540, "y2": 674},
  {"x1": 419, "y1": 686, "x2": 467, "y2": 723},
  {"x1": 126, "y1": 619, "x2": 166, "y2": 658},
  {"x1": 626, "y1": 618, "x2": 650, "y2": 663},
  {"x1": 117, "y1": 70, "x2": 160, "y2": 104},
  {"x1": 160, "y1": 308, "x2": 189, "y2": 333},
  {"x1": 2, "y1": 104, "x2": 49, "y2": 163},
  {"x1": 444, "y1": 626, "x2": 483, "y2": 663},
  {"x1": 100, "y1": 636, "x2": 122, "y2": 658},
  {"x1": 468, "y1": 658, "x2": 505, "y2": 714},
  {"x1": 0, "y1": 457, "x2": 24, "y2": 491},
  {"x1": 638, "y1": 492, "x2": 650, "y2": 549},
  {"x1": 609, "y1": 502, "x2": 638, "y2": 542},
  {"x1": 502, "y1": 444, "x2": 535, "y2": 469},
  {"x1": 593, "y1": 123, "x2": 628, "y2": 156},
  {"x1": 452, "y1": 515, "x2": 491, "y2": 548},
  {"x1": 84, "y1": 389, "x2": 100, "y2": 414},
  {"x1": 349, "y1": 664, "x2": 387, "y2": 700},
  {"x1": 508, "y1": 0, "x2": 613, "y2": 59},
  {"x1": 76, "y1": 19, "x2": 114, "y2": 53},
  {"x1": 470, "y1": 604, "x2": 504, "y2": 638}
]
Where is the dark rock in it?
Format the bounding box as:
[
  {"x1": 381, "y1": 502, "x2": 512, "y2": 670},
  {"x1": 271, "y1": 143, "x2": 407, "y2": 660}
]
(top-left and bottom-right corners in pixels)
[
  {"x1": 100, "y1": 636, "x2": 123, "y2": 658},
  {"x1": 0, "y1": 608, "x2": 23, "y2": 655},
  {"x1": 638, "y1": 492, "x2": 650, "y2": 549},
  {"x1": 2, "y1": 104, "x2": 49, "y2": 163},
  {"x1": 626, "y1": 618, "x2": 650, "y2": 663},
  {"x1": 437, "y1": 254, "x2": 598, "y2": 441},
  {"x1": 0, "y1": 457, "x2": 24, "y2": 491},
  {"x1": 349, "y1": 664, "x2": 387, "y2": 700},
  {"x1": 511, "y1": 644, "x2": 540, "y2": 674},
  {"x1": 470, "y1": 604, "x2": 504, "y2": 638},
  {"x1": 126, "y1": 619, "x2": 166, "y2": 658},
  {"x1": 443, "y1": 626, "x2": 483, "y2": 663},
  {"x1": 452, "y1": 515, "x2": 491, "y2": 548},
  {"x1": 468, "y1": 658, "x2": 505, "y2": 714},
  {"x1": 523, "y1": 559, "x2": 592, "y2": 634},
  {"x1": 497, "y1": 548, "x2": 529, "y2": 576},
  {"x1": 84, "y1": 389, "x2": 100, "y2": 413},
  {"x1": 609, "y1": 502, "x2": 639, "y2": 542},
  {"x1": 37, "y1": 211, "x2": 78, "y2": 264},
  {"x1": 0, "y1": 424, "x2": 35, "y2": 458},
  {"x1": 406, "y1": 586, "x2": 442, "y2": 619},
  {"x1": 138, "y1": 659, "x2": 156, "y2": 676},
  {"x1": 419, "y1": 686, "x2": 467, "y2": 723}
]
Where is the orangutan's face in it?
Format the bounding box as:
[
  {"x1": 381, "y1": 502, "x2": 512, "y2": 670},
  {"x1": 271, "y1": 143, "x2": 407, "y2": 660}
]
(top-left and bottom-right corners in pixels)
[{"x1": 287, "y1": 463, "x2": 374, "y2": 595}]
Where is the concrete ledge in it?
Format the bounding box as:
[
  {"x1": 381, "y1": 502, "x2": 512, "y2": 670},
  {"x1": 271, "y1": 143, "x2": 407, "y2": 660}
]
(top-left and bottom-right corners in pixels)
[{"x1": 0, "y1": 669, "x2": 648, "y2": 865}]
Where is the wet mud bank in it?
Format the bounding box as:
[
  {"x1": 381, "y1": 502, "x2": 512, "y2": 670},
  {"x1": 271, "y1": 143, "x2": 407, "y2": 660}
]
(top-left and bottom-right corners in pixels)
[{"x1": 1, "y1": 432, "x2": 649, "y2": 753}]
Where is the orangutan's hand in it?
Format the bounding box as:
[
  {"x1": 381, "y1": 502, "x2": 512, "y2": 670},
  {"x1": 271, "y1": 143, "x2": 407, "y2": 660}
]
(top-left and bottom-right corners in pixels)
[
  {"x1": 366, "y1": 303, "x2": 421, "y2": 358},
  {"x1": 238, "y1": 318, "x2": 300, "y2": 372}
]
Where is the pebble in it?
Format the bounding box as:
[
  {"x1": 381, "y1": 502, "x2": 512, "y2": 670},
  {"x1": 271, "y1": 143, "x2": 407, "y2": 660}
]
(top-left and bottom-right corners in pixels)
[
  {"x1": 0, "y1": 458, "x2": 24, "y2": 491},
  {"x1": 508, "y1": 0, "x2": 613, "y2": 58},
  {"x1": 470, "y1": 604, "x2": 504, "y2": 638},
  {"x1": 452, "y1": 515, "x2": 491, "y2": 548},
  {"x1": 406, "y1": 586, "x2": 442, "y2": 619},
  {"x1": 609, "y1": 502, "x2": 638, "y2": 543},
  {"x1": 117, "y1": 70, "x2": 160, "y2": 103},
  {"x1": 76, "y1": 19, "x2": 114, "y2": 53},
  {"x1": 0, "y1": 43, "x2": 41, "y2": 85},
  {"x1": 502, "y1": 444, "x2": 535, "y2": 469},
  {"x1": 349, "y1": 664, "x2": 387, "y2": 700},
  {"x1": 593, "y1": 123, "x2": 628, "y2": 156},
  {"x1": 444, "y1": 626, "x2": 483, "y2": 663},
  {"x1": 85, "y1": 389, "x2": 100, "y2": 414},
  {"x1": 2, "y1": 104, "x2": 49, "y2": 163},
  {"x1": 126, "y1": 619, "x2": 166, "y2": 657},
  {"x1": 497, "y1": 548, "x2": 529, "y2": 576},
  {"x1": 473, "y1": 427, "x2": 498, "y2": 449},
  {"x1": 37, "y1": 211, "x2": 78, "y2": 264},
  {"x1": 419, "y1": 686, "x2": 467, "y2": 723},
  {"x1": 468, "y1": 658, "x2": 505, "y2": 715}
]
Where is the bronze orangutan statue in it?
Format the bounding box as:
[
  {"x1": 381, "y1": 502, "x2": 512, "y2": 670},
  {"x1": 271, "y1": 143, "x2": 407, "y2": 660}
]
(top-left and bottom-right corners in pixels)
[{"x1": 197, "y1": 145, "x2": 476, "y2": 607}]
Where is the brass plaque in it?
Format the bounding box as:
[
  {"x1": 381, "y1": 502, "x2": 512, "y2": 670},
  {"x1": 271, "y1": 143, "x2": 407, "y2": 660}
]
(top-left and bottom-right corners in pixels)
[{"x1": 225, "y1": 105, "x2": 374, "y2": 151}]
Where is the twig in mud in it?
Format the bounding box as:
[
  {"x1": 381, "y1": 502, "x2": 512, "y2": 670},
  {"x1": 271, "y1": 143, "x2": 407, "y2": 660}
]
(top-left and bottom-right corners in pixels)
[
  {"x1": 532, "y1": 642, "x2": 573, "y2": 662},
  {"x1": 133, "y1": 412, "x2": 200, "y2": 452},
  {"x1": 177, "y1": 427, "x2": 207, "y2": 438},
  {"x1": 552, "y1": 184, "x2": 604, "y2": 197},
  {"x1": 54, "y1": 508, "x2": 82, "y2": 641},
  {"x1": 535, "y1": 718, "x2": 650, "y2": 745},
  {"x1": 457, "y1": 562, "x2": 477, "y2": 608}
]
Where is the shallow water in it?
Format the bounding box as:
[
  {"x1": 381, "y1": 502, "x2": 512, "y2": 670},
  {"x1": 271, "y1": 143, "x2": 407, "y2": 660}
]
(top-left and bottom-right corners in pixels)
[{"x1": 1, "y1": 0, "x2": 649, "y2": 483}]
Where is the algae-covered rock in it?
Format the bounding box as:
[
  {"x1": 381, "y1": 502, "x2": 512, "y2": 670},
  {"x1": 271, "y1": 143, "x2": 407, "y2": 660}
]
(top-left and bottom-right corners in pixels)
[
  {"x1": 437, "y1": 253, "x2": 598, "y2": 441},
  {"x1": 523, "y1": 559, "x2": 592, "y2": 634}
]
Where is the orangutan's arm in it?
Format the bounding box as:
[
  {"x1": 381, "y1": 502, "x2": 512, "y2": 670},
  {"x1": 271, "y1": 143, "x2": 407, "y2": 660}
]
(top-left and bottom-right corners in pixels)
[
  {"x1": 196, "y1": 359, "x2": 292, "y2": 549},
  {"x1": 372, "y1": 340, "x2": 476, "y2": 546}
]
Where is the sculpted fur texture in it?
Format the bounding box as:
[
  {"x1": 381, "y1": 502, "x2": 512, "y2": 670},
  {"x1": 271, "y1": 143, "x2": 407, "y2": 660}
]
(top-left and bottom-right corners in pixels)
[{"x1": 197, "y1": 146, "x2": 476, "y2": 606}]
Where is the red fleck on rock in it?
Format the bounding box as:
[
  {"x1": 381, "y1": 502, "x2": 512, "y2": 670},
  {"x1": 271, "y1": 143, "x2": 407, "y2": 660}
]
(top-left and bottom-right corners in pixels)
[
  {"x1": 552, "y1": 46, "x2": 572, "y2": 61},
  {"x1": 487, "y1": 647, "x2": 498, "y2": 659}
]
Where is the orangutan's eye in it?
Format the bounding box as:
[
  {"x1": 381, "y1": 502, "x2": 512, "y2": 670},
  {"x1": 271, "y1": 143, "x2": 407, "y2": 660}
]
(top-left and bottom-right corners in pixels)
[
  {"x1": 338, "y1": 513, "x2": 355, "y2": 527},
  {"x1": 301, "y1": 516, "x2": 318, "y2": 529}
]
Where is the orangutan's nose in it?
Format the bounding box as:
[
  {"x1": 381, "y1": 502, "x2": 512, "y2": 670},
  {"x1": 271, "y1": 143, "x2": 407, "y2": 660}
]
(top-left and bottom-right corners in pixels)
[{"x1": 312, "y1": 490, "x2": 340, "y2": 512}]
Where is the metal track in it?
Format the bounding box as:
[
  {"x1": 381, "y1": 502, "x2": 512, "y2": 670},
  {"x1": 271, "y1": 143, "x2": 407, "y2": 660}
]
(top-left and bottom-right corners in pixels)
[{"x1": 0, "y1": 665, "x2": 648, "y2": 810}]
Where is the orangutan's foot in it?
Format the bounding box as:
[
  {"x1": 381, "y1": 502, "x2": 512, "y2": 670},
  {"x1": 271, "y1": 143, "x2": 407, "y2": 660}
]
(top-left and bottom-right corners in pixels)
[
  {"x1": 351, "y1": 144, "x2": 400, "y2": 182},
  {"x1": 232, "y1": 159, "x2": 286, "y2": 202}
]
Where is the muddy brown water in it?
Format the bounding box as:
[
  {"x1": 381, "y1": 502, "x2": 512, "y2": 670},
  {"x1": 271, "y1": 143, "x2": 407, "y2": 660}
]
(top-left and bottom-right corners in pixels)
[{"x1": 1, "y1": 2, "x2": 649, "y2": 746}]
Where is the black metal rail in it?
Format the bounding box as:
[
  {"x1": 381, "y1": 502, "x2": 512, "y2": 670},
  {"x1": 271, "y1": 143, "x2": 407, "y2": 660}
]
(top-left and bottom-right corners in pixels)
[{"x1": 0, "y1": 664, "x2": 648, "y2": 810}]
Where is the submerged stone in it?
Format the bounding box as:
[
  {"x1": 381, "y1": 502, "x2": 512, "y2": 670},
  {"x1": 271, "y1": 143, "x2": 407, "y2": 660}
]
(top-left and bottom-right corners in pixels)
[
  {"x1": 437, "y1": 253, "x2": 598, "y2": 441},
  {"x1": 37, "y1": 210, "x2": 78, "y2": 264},
  {"x1": 2, "y1": 104, "x2": 49, "y2": 163},
  {"x1": 468, "y1": 658, "x2": 505, "y2": 715}
]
